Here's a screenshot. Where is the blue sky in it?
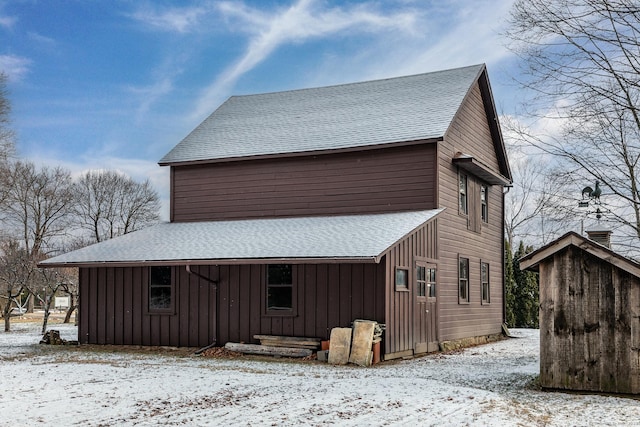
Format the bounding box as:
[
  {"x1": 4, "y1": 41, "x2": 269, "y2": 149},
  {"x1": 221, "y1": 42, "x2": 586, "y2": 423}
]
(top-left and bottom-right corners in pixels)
[{"x1": 1, "y1": 0, "x2": 519, "y2": 218}]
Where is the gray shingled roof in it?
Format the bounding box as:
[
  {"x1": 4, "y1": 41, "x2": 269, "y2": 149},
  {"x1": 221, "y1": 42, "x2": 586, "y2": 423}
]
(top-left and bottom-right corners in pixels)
[
  {"x1": 159, "y1": 64, "x2": 485, "y2": 165},
  {"x1": 40, "y1": 209, "x2": 443, "y2": 267}
]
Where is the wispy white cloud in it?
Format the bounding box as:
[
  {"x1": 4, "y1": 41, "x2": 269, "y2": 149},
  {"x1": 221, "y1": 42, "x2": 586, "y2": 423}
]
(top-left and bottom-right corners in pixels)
[
  {"x1": 0, "y1": 13, "x2": 16, "y2": 30},
  {"x1": 128, "y1": 77, "x2": 174, "y2": 120},
  {"x1": 189, "y1": 0, "x2": 419, "y2": 120},
  {"x1": 0, "y1": 54, "x2": 31, "y2": 81},
  {"x1": 127, "y1": 4, "x2": 212, "y2": 33},
  {"x1": 353, "y1": 0, "x2": 516, "y2": 80},
  {"x1": 27, "y1": 31, "x2": 56, "y2": 46}
]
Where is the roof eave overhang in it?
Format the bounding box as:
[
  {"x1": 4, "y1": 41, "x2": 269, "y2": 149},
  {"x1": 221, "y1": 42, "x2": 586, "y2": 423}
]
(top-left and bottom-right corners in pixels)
[
  {"x1": 158, "y1": 137, "x2": 443, "y2": 167},
  {"x1": 38, "y1": 256, "x2": 382, "y2": 269},
  {"x1": 452, "y1": 154, "x2": 511, "y2": 186}
]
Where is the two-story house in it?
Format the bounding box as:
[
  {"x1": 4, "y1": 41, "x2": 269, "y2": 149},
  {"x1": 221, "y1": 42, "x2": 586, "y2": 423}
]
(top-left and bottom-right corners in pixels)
[{"x1": 42, "y1": 64, "x2": 511, "y2": 360}]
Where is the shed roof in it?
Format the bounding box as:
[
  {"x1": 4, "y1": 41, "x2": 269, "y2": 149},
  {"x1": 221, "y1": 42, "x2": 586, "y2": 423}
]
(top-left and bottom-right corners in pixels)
[
  {"x1": 519, "y1": 231, "x2": 640, "y2": 278},
  {"x1": 159, "y1": 64, "x2": 489, "y2": 166},
  {"x1": 40, "y1": 209, "x2": 443, "y2": 267}
]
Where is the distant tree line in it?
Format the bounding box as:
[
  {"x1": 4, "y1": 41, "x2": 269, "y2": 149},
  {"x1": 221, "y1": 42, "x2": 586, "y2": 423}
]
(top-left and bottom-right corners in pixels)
[{"x1": 0, "y1": 72, "x2": 161, "y2": 332}]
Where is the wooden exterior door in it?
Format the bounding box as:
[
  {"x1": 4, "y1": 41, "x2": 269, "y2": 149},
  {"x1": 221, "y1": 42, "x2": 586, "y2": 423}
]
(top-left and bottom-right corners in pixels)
[{"x1": 414, "y1": 261, "x2": 438, "y2": 354}]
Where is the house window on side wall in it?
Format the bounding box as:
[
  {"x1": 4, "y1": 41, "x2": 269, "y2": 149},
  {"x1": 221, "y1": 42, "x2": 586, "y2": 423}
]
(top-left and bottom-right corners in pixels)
[
  {"x1": 395, "y1": 267, "x2": 409, "y2": 291},
  {"x1": 481, "y1": 184, "x2": 488, "y2": 223},
  {"x1": 266, "y1": 264, "x2": 294, "y2": 313},
  {"x1": 481, "y1": 262, "x2": 490, "y2": 304},
  {"x1": 459, "y1": 172, "x2": 468, "y2": 215},
  {"x1": 458, "y1": 257, "x2": 470, "y2": 304},
  {"x1": 149, "y1": 266, "x2": 173, "y2": 313}
]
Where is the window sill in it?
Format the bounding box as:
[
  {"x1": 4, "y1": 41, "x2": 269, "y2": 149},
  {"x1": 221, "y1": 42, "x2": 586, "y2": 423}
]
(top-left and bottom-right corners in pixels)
[
  {"x1": 147, "y1": 310, "x2": 175, "y2": 316},
  {"x1": 395, "y1": 287, "x2": 410, "y2": 292},
  {"x1": 263, "y1": 311, "x2": 296, "y2": 318}
]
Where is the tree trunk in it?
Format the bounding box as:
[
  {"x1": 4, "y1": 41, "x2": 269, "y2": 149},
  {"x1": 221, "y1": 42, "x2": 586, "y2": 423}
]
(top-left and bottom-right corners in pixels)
[
  {"x1": 41, "y1": 295, "x2": 52, "y2": 334},
  {"x1": 63, "y1": 305, "x2": 77, "y2": 324}
]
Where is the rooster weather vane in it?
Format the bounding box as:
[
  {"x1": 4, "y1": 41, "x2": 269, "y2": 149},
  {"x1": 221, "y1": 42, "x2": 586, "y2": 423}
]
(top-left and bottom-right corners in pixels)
[
  {"x1": 579, "y1": 181, "x2": 603, "y2": 221},
  {"x1": 581, "y1": 181, "x2": 602, "y2": 204}
]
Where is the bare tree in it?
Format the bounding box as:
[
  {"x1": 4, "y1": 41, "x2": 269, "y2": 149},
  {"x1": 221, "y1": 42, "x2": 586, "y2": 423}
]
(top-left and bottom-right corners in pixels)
[
  {"x1": 0, "y1": 240, "x2": 34, "y2": 331},
  {"x1": 73, "y1": 170, "x2": 160, "y2": 242},
  {"x1": 0, "y1": 72, "x2": 14, "y2": 162},
  {"x1": 2, "y1": 161, "x2": 75, "y2": 257},
  {"x1": 33, "y1": 266, "x2": 75, "y2": 334},
  {"x1": 0, "y1": 72, "x2": 15, "y2": 214},
  {"x1": 505, "y1": 0, "x2": 640, "y2": 253}
]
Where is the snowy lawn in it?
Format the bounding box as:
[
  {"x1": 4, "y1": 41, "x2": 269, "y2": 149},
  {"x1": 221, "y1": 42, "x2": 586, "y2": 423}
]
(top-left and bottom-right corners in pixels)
[{"x1": 1, "y1": 322, "x2": 638, "y2": 426}]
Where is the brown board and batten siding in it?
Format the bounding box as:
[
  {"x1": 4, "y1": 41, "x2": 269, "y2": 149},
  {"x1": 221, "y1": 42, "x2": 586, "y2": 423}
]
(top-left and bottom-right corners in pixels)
[
  {"x1": 383, "y1": 219, "x2": 438, "y2": 359},
  {"x1": 79, "y1": 263, "x2": 386, "y2": 348},
  {"x1": 170, "y1": 143, "x2": 437, "y2": 222},
  {"x1": 436, "y1": 81, "x2": 504, "y2": 342}
]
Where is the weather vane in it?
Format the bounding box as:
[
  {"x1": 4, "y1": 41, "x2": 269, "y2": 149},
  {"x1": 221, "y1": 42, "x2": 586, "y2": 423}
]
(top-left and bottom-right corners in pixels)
[
  {"x1": 578, "y1": 181, "x2": 604, "y2": 227},
  {"x1": 580, "y1": 181, "x2": 602, "y2": 205}
]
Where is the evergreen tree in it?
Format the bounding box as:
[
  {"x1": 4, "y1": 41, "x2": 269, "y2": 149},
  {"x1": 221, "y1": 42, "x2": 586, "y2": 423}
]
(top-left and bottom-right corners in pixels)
[
  {"x1": 513, "y1": 242, "x2": 539, "y2": 328},
  {"x1": 505, "y1": 240, "x2": 540, "y2": 328},
  {"x1": 504, "y1": 240, "x2": 516, "y2": 327}
]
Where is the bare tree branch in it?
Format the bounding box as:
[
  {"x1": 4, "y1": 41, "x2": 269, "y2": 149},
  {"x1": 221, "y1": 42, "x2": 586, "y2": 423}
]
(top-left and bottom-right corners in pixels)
[{"x1": 505, "y1": 0, "x2": 640, "y2": 254}]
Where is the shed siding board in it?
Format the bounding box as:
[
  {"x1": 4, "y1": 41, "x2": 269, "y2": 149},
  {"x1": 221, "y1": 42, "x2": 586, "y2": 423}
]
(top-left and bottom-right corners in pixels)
[
  {"x1": 79, "y1": 263, "x2": 385, "y2": 348},
  {"x1": 171, "y1": 144, "x2": 437, "y2": 222},
  {"x1": 538, "y1": 246, "x2": 640, "y2": 394},
  {"x1": 437, "y1": 82, "x2": 504, "y2": 342},
  {"x1": 631, "y1": 279, "x2": 640, "y2": 392}
]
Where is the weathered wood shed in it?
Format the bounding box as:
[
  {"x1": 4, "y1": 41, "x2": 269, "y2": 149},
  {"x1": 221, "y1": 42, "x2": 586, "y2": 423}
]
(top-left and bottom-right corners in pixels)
[{"x1": 520, "y1": 232, "x2": 640, "y2": 394}]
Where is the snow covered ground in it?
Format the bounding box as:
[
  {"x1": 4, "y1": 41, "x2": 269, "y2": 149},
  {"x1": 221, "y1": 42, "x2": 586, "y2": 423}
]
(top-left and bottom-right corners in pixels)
[{"x1": 0, "y1": 322, "x2": 638, "y2": 426}]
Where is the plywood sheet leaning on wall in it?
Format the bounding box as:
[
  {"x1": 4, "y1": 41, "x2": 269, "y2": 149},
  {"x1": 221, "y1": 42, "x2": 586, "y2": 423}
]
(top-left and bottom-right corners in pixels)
[
  {"x1": 328, "y1": 328, "x2": 352, "y2": 365},
  {"x1": 349, "y1": 320, "x2": 376, "y2": 366}
]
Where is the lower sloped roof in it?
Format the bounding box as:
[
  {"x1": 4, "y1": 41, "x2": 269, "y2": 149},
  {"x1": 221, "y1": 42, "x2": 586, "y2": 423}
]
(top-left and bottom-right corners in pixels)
[{"x1": 40, "y1": 209, "x2": 443, "y2": 267}]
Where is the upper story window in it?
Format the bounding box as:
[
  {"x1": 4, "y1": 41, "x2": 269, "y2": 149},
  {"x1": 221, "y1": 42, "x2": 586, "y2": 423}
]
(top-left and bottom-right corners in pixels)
[
  {"x1": 267, "y1": 264, "x2": 293, "y2": 312},
  {"x1": 459, "y1": 257, "x2": 470, "y2": 304},
  {"x1": 149, "y1": 266, "x2": 173, "y2": 313},
  {"x1": 481, "y1": 184, "x2": 488, "y2": 223},
  {"x1": 459, "y1": 173, "x2": 468, "y2": 215}
]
